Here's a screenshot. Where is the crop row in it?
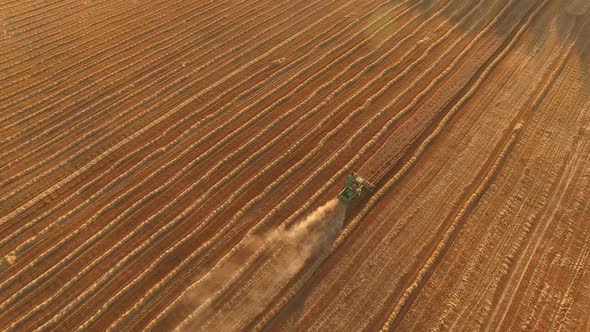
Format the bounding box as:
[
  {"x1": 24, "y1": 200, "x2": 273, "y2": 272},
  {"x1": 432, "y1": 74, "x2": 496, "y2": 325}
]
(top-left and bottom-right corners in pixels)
[
  {"x1": 57, "y1": 0, "x2": 400, "y2": 330},
  {"x1": 0, "y1": 0, "x2": 273, "y2": 161},
  {"x1": 125, "y1": 0, "x2": 491, "y2": 328},
  {"x1": 255, "y1": 0, "x2": 542, "y2": 328},
  {"x1": 0, "y1": 0, "x2": 221, "y2": 104},
  {"x1": 0, "y1": 0, "x2": 356, "y2": 328},
  {"x1": 0, "y1": 0, "x2": 355, "y2": 301},
  {"x1": 0, "y1": 0, "x2": 314, "y2": 215},
  {"x1": 247, "y1": 0, "x2": 528, "y2": 328},
  {"x1": 0, "y1": 0, "x2": 355, "y2": 259},
  {"x1": 0, "y1": 0, "x2": 171, "y2": 74}
]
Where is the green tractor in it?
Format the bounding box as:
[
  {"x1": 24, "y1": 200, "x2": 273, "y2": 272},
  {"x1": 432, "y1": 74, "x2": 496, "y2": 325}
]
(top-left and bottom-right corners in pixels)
[{"x1": 337, "y1": 174, "x2": 373, "y2": 204}]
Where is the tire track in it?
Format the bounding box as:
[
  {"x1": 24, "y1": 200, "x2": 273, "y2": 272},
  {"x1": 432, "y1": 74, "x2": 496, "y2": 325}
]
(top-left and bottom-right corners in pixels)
[
  {"x1": 301, "y1": 0, "x2": 544, "y2": 328},
  {"x1": 3, "y1": 0, "x2": 582, "y2": 329},
  {"x1": 380, "y1": 4, "x2": 551, "y2": 329},
  {"x1": 476, "y1": 69, "x2": 584, "y2": 330},
  {"x1": 381, "y1": 123, "x2": 523, "y2": 330},
  {"x1": 484, "y1": 18, "x2": 590, "y2": 328},
  {"x1": 440, "y1": 14, "x2": 586, "y2": 326}
]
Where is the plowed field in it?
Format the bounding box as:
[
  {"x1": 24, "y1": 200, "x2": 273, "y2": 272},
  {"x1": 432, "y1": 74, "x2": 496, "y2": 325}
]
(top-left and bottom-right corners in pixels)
[{"x1": 1, "y1": 0, "x2": 589, "y2": 330}]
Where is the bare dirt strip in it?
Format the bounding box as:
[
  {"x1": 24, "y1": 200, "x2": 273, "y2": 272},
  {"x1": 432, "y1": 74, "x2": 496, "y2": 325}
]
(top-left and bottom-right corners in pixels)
[{"x1": 1, "y1": 0, "x2": 589, "y2": 330}]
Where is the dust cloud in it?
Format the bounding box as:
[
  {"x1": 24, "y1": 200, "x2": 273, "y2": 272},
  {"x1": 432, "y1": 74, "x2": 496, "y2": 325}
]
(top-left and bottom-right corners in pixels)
[{"x1": 178, "y1": 199, "x2": 346, "y2": 331}]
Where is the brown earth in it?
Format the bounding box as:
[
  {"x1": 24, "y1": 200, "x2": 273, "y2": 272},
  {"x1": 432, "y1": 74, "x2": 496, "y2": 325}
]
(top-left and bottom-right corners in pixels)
[{"x1": 1, "y1": 0, "x2": 589, "y2": 330}]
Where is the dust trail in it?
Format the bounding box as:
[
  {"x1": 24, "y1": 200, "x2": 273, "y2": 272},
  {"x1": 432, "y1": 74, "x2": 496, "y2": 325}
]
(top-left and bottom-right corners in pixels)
[{"x1": 176, "y1": 199, "x2": 346, "y2": 331}]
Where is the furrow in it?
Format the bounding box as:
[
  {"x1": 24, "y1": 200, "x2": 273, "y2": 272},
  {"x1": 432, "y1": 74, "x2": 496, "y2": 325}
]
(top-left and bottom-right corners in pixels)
[
  {"x1": 115, "y1": 0, "x2": 493, "y2": 328},
  {"x1": 0, "y1": 0, "x2": 229, "y2": 112},
  {"x1": 484, "y1": 17, "x2": 590, "y2": 327},
  {"x1": 0, "y1": 0, "x2": 182, "y2": 80},
  {"x1": 0, "y1": 2, "x2": 357, "y2": 260},
  {"x1": 66, "y1": 0, "x2": 407, "y2": 329},
  {"x1": 2, "y1": 0, "x2": 410, "y2": 326},
  {"x1": 0, "y1": 0, "x2": 255, "y2": 123},
  {"x1": 251, "y1": 0, "x2": 539, "y2": 327},
  {"x1": 0, "y1": 0, "x2": 319, "y2": 219},
  {"x1": 0, "y1": 0, "x2": 73, "y2": 19},
  {"x1": 0, "y1": 1, "x2": 360, "y2": 302},
  {"x1": 146, "y1": 0, "x2": 465, "y2": 327},
  {"x1": 107, "y1": 1, "x2": 441, "y2": 328},
  {"x1": 0, "y1": 0, "x2": 271, "y2": 160},
  {"x1": 2, "y1": 0, "x2": 96, "y2": 32},
  {"x1": 3, "y1": 0, "x2": 355, "y2": 329}
]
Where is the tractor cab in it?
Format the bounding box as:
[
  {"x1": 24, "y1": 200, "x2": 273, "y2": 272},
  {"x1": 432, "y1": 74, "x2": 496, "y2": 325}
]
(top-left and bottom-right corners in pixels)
[{"x1": 337, "y1": 174, "x2": 373, "y2": 204}]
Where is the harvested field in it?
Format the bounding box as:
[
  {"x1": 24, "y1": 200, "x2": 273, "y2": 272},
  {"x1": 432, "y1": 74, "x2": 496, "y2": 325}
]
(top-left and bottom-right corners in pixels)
[{"x1": 1, "y1": 0, "x2": 589, "y2": 330}]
